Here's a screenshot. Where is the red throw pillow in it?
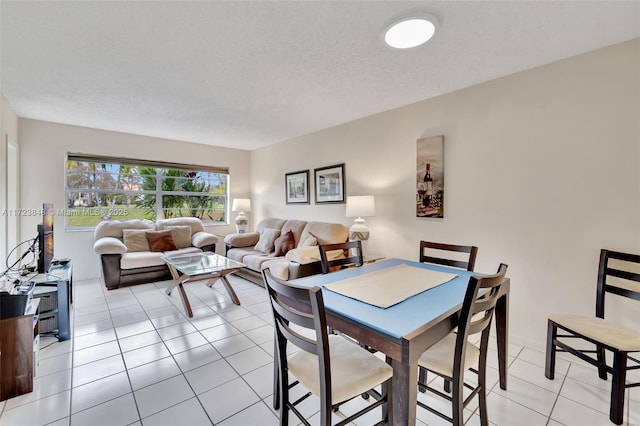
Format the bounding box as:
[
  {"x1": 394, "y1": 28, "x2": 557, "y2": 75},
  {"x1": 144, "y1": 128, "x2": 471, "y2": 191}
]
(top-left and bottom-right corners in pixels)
[
  {"x1": 146, "y1": 230, "x2": 178, "y2": 252},
  {"x1": 274, "y1": 230, "x2": 296, "y2": 257}
]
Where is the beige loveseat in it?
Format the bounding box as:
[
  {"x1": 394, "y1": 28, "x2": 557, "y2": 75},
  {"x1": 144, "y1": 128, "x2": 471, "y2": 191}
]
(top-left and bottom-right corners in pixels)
[
  {"x1": 224, "y1": 218, "x2": 349, "y2": 285},
  {"x1": 93, "y1": 217, "x2": 218, "y2": 290}
]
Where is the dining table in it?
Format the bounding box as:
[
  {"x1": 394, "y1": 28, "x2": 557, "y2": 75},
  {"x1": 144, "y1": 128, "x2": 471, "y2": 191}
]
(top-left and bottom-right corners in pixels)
[{"x1": 288, "y1": 257, "x2": 510, "y2": 426}]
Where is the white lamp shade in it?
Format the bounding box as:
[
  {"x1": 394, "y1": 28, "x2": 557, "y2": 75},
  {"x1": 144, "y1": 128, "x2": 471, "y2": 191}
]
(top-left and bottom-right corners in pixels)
[
  {"x1": 232, "y1": 198, "x2": 251, "y2": 212},
  {"x1": 345, "y1": 195, "x2": 375, "y2": 218}
]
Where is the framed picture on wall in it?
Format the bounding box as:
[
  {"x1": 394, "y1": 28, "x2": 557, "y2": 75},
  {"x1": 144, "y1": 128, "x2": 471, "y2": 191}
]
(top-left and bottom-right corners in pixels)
[
  {"x1": 285, "y1": 170, "x2": 310, "y2": 204},
  {"x1": 416, "y1": 135, "x2": 444, "y2": 218},
  {"x1": 314, "y1": 163, "x2": 345, "y2": 204}
]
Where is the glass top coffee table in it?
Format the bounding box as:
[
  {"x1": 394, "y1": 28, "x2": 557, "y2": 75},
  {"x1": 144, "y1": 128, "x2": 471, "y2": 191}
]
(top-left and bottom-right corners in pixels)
[{"x1": 162, "y1": 252, "x2": 245, "y2": 317}]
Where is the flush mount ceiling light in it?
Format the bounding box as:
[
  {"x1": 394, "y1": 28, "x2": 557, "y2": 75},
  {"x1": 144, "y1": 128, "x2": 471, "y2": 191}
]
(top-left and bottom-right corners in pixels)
[{"x1": 384, "y1": 16, "x2": 438, "y2": 49}]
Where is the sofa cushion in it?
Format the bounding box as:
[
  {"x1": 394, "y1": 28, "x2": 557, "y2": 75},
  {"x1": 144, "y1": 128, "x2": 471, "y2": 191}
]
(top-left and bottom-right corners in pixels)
[
  {"x1": 163, "y1": 247, "x2": 203, "y2": 257},
  {"x1": 285, "y1": 246, "x2": 319, "y2": 264},
  {"x1": 156, "y1": 217, "x2": 205, "y2": 234},
  {"x1": 256, "y1": 218, "x2": 287, "y2": 233},
  {"x1": 299, "y1": 234, "x2": 317, "y2": 247},
  {"x1": 226, "y1": 247, "x2": 255, "y2": 263},
  {"x1": 166, "y1": 225, "x2": 192, "y2": 248},
  {"x1": 192, "y1": 231, "x2": 219, "y2": 248},
  {"x1": 120, "y1": 251, "x2": 166, "y2": 269},
  {"x1": 300, "y1": 222, "x2": 349, "y2": 245},
  {"x1": 255, "y1": 228, "x2": 281, "y2": 254},
  {"x1": 146, "y1": 230, "x2": 178, "y2": 252},
  {"x1": 281, "y1": 220, "x2": 308, "y2": 247},
  {"x1": 243, "y1": 253, "x2": 280, "y2": 272},
  {"x1": 95, "y1": 219, "x2": 156, "y2": 240},
  {"x1": 94, "y1": 237, "x2": 127, "y2": 255},
  {"x1": 123, "y1": 229, "x2": 151, "y2": 252},
  {"x1": 274, "y1": 230, "x2": 296, "y2": 257}
]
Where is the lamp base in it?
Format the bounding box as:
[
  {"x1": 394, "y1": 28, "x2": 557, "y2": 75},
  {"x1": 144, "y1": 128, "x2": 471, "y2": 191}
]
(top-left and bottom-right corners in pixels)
[
  {"x1": 349, "y1": 218, "x2": 369, "y2": 241},
  {"x1": 235, "y1": 212, "x2": 248, "y2": 234}
]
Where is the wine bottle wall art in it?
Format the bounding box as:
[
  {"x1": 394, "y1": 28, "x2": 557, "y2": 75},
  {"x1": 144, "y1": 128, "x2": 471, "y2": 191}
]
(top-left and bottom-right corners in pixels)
[{"x1": 416, "y1": 135, "x2": 444, "y2": 218}]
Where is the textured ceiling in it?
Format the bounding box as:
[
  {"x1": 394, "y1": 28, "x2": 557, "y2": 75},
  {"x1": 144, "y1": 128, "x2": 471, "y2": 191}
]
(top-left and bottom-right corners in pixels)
[{"x1": 1, "y1": 1, "x2": 639, "y2": 150}]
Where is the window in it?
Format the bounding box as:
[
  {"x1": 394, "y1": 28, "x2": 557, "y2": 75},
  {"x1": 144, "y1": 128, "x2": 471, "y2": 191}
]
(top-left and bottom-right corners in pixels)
[{"x1": 65, "y1": 155, "x2": 229, "y2": 229}]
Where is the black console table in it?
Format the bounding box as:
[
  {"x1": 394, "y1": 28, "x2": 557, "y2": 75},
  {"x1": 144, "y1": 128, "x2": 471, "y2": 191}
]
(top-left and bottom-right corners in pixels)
[{"x1": 31, "y1": 262, "x2": 72, "y2": 341}]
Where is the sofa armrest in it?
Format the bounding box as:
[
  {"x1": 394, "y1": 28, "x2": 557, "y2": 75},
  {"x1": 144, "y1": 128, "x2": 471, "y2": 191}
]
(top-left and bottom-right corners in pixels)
[
  {"x1": 224, "y1": 232, "x2": 260, "y2": 248},
  {"x1": 100, "y1": 254, "x2": 123, "y2": 289},
  {"x1": 94, "y1": 237, "x2": 127, "y2": 255},
  {"x1": 261, "y1": 259, "x2": 290, "y2": 281},
  {"x1": 192, "y1": 231, "x2": 218, "y2": 248}
]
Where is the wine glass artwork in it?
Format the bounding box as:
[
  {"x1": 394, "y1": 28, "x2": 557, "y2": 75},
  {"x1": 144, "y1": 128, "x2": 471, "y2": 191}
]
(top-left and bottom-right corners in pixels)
[{"x1": 417, "y1": 182, "x2": 427, "y2": 203}]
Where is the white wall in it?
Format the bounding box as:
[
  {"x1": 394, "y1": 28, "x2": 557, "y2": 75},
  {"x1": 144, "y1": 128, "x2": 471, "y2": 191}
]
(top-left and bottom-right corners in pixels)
[
  {"x1": 0, "y1": 95, "x2": 19, "y2": 268},
  {"x1": 251, "y1": 39, "x2": 640, "y2": 350},
  {"x1": 18, "y1": 119, "x2": 251, "y2": 281}
]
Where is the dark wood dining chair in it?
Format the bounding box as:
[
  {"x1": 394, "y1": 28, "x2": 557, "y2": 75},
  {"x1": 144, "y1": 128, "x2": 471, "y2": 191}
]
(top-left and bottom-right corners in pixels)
[
  {"x1": 418, "y1": 240, "x2": 479, "y2": 392},
  {"x1": 416, "y1": 263, "x2": 508, "y2": 426},
  {"x1": 319, "y1": 240, "x2": 364, "y2": 275},
  {"x1": 545, "y1": 249, "x2": 640, "y2": 425},
  {"x1": 318, "y1": 239, "x2": 379, "y2": 401},
  {"x1": 262, "y1": 268, "x2": 392, "y2": 426},
  {"x1": 419, "y1": 240, "x2": 478, "y2": 271}
]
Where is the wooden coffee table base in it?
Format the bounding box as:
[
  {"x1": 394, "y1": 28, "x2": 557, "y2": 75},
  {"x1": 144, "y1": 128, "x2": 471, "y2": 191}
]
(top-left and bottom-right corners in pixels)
[{"x1": 165, "y1": 266, "x2": 241, "y2": 317}]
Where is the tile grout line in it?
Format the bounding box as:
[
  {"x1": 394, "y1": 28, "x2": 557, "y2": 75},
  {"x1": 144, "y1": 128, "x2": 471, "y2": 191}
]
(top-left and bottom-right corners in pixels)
[
  {"x1": 123, "y1": 278, "x2": 270, "y2": 424},
  {"x1": 545, "y1": 362, "x2": 570, "y2": 426}
]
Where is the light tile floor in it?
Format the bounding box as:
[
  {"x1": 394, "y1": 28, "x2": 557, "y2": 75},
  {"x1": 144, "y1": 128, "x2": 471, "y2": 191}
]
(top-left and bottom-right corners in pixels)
[{"x1": 1, "y1": 275, "x2": 637, "y2": 426}]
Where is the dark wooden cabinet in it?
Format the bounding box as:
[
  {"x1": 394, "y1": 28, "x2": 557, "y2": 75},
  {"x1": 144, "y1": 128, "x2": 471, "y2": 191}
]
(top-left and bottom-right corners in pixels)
[{"x1": 0, "y1": 299, "x2": 39, "y2": 401}]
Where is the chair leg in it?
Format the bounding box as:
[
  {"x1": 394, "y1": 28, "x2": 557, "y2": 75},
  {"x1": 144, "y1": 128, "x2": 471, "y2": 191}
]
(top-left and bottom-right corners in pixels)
[
  {"x1": 381, "y1": 378, "x2": 391, "y2": 423},
  {"x1": 418, "y1": 366, "x2": 428, "y2": 393},
  {"x1": 545, "y1": 320, "x2": 557, "y2": 380},
  {"x1": 273, "y1": 347, "x2": 280, "y2": 409},
  {"x1": 278, "y1": 368, "x2": 288, "y2": 426},
  {"x1": 597, "y1": 343, "x2": 608, "y2": 380},
  {"x1": 358, "y1": 344, "x2": 371, "y2": 400},
  {"x1": 477, "y1": 359, "x2": 489, "y2": 426},
  {"x1": 452, "y1": 375, "x2": 464, "y2": 426},
  {"x1": 610, "y1": 351, "x2": 627, "y2": 425}
]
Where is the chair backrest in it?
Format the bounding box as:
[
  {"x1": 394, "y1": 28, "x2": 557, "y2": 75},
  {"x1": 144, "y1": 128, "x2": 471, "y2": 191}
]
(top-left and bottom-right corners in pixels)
[
  {"x1": 262, "y1": 268, "x2": 333, "y2": 403},
  {"x1": 454, "y1": 263, "x2": 508, "y2": 373},
  {"x1": 318, "y1": 240, "x2": 364, "y2": 274},
  {"x1": 419, "y1": 240, "x2": 478, "y2": 271},
  {"x1": 596, "y1": 249, "x2": 640, "y2": 318}
]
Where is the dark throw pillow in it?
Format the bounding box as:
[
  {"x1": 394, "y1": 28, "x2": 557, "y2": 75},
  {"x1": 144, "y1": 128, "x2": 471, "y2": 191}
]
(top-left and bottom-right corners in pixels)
[
  {"x1": 146, "y1": 230, "x2": 178, "y2": 252},
  {"x1": 274, "y1": 230, "x2": 296, "y2": 257}
]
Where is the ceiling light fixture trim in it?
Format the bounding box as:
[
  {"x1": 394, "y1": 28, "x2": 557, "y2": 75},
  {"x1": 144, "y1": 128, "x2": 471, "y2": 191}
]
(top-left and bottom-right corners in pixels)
[{"x1": 383, "y1": 13, "x2": 439, "y2": 49}]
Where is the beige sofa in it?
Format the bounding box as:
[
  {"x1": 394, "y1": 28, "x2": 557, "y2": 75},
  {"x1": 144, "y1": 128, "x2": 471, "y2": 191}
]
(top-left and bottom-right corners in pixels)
[
  {"x1": 93, "y1": 217, "x2": 218, "y2": 290},
  {"x1": 224, "y1": 218, "x2": 349, "y2": 285}
]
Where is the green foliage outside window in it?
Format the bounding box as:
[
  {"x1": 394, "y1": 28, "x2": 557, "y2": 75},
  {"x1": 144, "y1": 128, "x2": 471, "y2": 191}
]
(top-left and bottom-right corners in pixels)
[{"x1": 65, "y1": 159, "x2": 228, "y2": 229}]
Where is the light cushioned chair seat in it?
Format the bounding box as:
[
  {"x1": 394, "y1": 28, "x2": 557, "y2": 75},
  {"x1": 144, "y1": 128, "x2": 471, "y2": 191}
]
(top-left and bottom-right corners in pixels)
[
  {"x1": 549, "y1": 314, "x2": 640, "y2": 351},
  {"x1": 287, "y1": 334, "x2": 393, "y2": 405},
  {"x1": 417, "y1": 334, "x2": 479, "y2": 377}
]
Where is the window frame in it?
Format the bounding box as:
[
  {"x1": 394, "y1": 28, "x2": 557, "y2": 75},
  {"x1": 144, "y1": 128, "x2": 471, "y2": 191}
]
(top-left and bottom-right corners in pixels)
[{"x1": 65, "y1": 154, "x2": 229, "y2": 230}]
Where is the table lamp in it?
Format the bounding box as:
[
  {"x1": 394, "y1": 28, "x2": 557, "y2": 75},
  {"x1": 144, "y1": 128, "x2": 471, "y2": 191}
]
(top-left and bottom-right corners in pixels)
[
  {"x1": 345, "y1": 195, "x2": 375, "y2": 241},
  {"x1": 232, "y1": 198, "x2": 251, "y2": 234}
]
